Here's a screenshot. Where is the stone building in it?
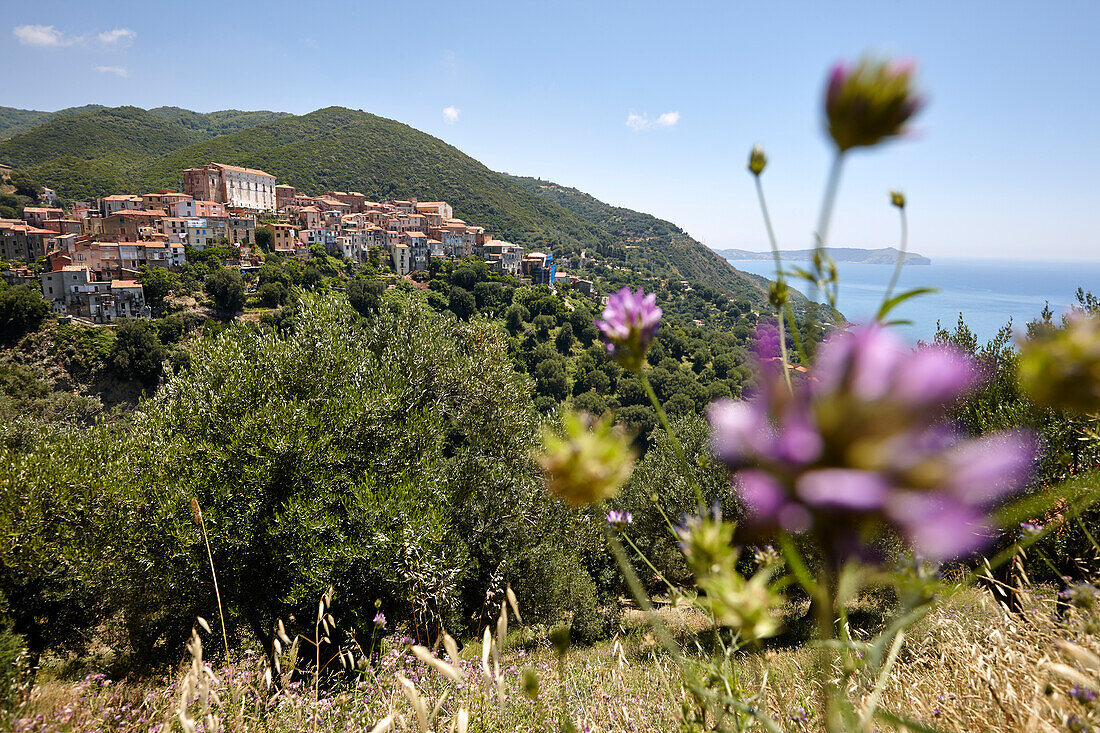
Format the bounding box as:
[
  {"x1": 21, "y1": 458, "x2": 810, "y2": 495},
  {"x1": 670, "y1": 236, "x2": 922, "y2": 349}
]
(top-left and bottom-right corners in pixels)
[{"x1": 183, "y1": 163, "x2": 277, "y2": 211}]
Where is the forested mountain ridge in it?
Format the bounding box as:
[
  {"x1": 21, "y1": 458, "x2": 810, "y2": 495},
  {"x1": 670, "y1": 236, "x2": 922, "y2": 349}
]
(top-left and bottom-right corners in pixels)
[
  {"x1": 0, "y1": 104, "x2": 106, "y2": 140},
  {"x1": 0, "y1": 105, "x2": 288, "y2": 142}
]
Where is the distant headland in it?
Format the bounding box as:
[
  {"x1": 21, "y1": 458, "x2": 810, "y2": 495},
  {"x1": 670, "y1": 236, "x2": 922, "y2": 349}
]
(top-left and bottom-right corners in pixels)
[{"x1": 715, "y1": 246, "x2": 931, "y2": 266}]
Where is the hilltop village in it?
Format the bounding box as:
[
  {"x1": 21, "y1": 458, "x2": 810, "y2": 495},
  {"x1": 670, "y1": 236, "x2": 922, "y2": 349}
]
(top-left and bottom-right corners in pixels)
[{"x1": 0, "y1": 162, "x2": 580, "y2": 322}]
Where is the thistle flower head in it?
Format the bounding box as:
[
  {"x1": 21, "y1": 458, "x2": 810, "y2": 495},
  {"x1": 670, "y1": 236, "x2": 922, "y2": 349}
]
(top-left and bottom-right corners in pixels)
[
  {"x1": 539, "y1": 411, "x2": 636, "y2": 505},
  {"x1": 825, "y1": 57, "x2": 923, "y2": 152},
  {"x1": 1018, "y1": 311, "x2": 1100, "y2": 413},
  {"x1": 709, "y1": 324, "x2": 1036, "y2": 563},
  {"x1": 699, "y1": 568, "x2": 781, "y2": 641},
  {"x1": 595, "y1": 287, "x2": 662, "y2": 372},
  {"x1": 675, "y1": 507, "x2": 779, "y2": 639},
  {"x1": 606, "y1": 509, "x2": 633, "y2": 530},
  {"x1": 676, "y1": 507, "x2": 738, "y2": 578},
  {"x1": 748, "y1": 145, "x2": 768, "y2": 176}
]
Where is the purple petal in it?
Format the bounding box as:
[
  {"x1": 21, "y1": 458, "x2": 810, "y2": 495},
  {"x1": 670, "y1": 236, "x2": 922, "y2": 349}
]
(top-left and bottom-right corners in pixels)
[
  {"x1": 943, "y1": 430, "x2": 1037, "y2": 505},
  {"x1": 735, "y1": 470, "x2": 786, "y2": 520},
  {"x1": 752, "y1": 323, "x2": 782, "y2": 362},
  {"x1": 774, "y1": 410, "x2": 824, "y2": 464},
  {"x1": 826, "y1": 63, "x2": 847, "y2": 109},
  {"x1": 892, "y1": 345, "x2": 978, "y2": 407},
  {"x1": 795, "y1": 469, "x2": 889, "y2": 511},
  {"x1": 888, "y1": 492, "x2": 994, "y2": 560},
  {"x1": 779, "y1": 503, "x2": 813, "y2": 533},
  {"x1": 707, "y1": 400, "x2": 766, "y2": 465},
  {"x1": 814, "y1": 326, "x2": 905, "y2": 401}
]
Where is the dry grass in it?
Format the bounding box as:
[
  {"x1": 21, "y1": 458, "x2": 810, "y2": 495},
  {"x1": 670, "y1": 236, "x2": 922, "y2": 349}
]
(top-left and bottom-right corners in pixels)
[{"x1": 12, "y1": 584, "x2": 1100, "y2": 732}]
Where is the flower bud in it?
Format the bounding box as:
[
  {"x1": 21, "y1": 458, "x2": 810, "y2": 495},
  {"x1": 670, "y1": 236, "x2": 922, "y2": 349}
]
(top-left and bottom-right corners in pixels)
[
  {"x1": 890, "y1": 190, "x2": 906, "y2": 208},
  {"x1": 549, "y1": 626, "x2": 571, "y2": 657},
  {"x1": 539, "y1": 411, "x2": 635, "y2": 505},
  {"x1": 1019, "y1": 312, "x2": 1100, "y2": 413},
  {"x1": 767, "y1": 280, "x2": 788, "y2": 309},
  {"x1": 748, "y1": 145, "x2": 767, "y2": 176},
  {"x1": 595, "y1": 287, "x2": 662, "y2": 373},
  {"x1": 522, "y1": 669, "x2": 540, "y2": 700},
  {"x1": 825, "y1": 57, "x2": 923, "y2": 152}
]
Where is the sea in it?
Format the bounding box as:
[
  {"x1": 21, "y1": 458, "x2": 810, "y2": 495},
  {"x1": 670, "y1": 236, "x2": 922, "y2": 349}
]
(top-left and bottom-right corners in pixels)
[{"x1": 725, "y1": 257, "x2": 1100, "y2": 344}]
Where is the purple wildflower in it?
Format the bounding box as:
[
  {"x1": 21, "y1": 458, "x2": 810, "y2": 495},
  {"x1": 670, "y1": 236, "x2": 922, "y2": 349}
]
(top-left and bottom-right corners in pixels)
[
  {"x1": 606, "y1": 509, "x2": 633, "y2": 530},
  {"x1": 595, "y1": 287, "x2": 662, "y2": 372},
  {"x1": 708, "y1": 324, "x2": 1036, "y2": 563},
  {"x1": 1070, "y1": 685, "x2": 1097, "y2": 704},
  {"x1": 1020, "y1": 521, "x2": 1044, "y2": 537},
  {"x1": 373, "y1": 612, "x2": 386, "y2": 629}
]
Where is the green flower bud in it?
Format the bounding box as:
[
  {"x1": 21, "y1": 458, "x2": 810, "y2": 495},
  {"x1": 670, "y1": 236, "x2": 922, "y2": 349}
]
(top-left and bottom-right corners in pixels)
[
  {"x1": 748, "y1": 145, "x2": 767, "y2": 176},
  {"x1": 825, "y1": 57, "x2": 924, "y2": 152},
  {"x1": 676, "y1": 511, "x2": 738, "y2": 579},
  {"x1": 1019, "y1": 313, "x2": 1100, "y2": 413},
  {"x1": 539, "y1": 411, "x2": 636, "y2": 505},
  {"x1": 549, "y1": 626, "x2": 571, "y2": 657},
  {"x1": 768, "y1": 280, "x2": 789, "y2": 309},
  {"x1": 890, "y1": 190, "x2": 906, "y2": 208},
  {"x1": 698, "y1": 570, "x2": 781, "y2": 641},
  {"x1": 522, "y1": 668, "x2": 540, "y2": 699}
]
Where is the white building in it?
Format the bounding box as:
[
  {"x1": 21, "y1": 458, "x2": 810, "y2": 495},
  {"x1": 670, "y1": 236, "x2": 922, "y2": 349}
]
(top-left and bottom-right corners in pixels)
[{"x1": 183, "y1": 163, "x2": 277, "y2": 211}]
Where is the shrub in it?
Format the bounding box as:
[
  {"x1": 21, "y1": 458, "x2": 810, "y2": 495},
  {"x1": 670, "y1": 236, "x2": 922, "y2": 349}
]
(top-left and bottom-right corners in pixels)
[
  {"x1": 137, "y1": 266, "x2": 178, "y2": 314},
  {"x1": 109, "y1": 318, "x2": 167, "y2": 387},
  {"x1": 0, "y1": 620, "x2": 27, "y2": 723},
  {"x1": 347, "y1": 278, "x2": 385, "y2": 317},
  {"x1": 448, "y1": 286, "x2": 476, "y2": 321},
  {"x1": 115, "y1": 292, "x2": 594, "y2": 663},
  {"x1": 0, "y1": 283, "x2": 51, "y2": 345},
  {"x1": 257, "y1": 281, "x2": 288, "y2": 308},
  {"x1": 505, "y1": 304, "x2": 529, "y2": 335},
  {"x1": 204, "y1": 269, "x2": 245, "y2": 317}
]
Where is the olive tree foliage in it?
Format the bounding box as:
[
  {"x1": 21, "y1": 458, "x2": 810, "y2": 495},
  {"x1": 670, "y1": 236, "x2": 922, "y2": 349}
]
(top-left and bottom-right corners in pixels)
[
  {"x1": 614, "y1": 414, "x2": 735, "y2": 585},
  {"x1": 122, "y1": 292, "x2": 592, "y2": 663},
  {"x1": 0, "y1": 420, "x2": 133, "y2": 669}
]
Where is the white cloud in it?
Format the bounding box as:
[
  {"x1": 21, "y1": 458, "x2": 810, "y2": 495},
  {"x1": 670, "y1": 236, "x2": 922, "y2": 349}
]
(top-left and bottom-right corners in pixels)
[
  {"x1": 97, "y1": 28, "x2": 136, "y2": 46},
  {"x1": 625, "y1": 110, "x2": 680, "y2": 131},
  {"x1": 13, "y1": 24, "x2": 70, "y2": 47},
  {"x1": 442, "y1": 105, "x2": 460, "y2": 124},
  {"x1": 94, "y1": 65, "x2": 128, "y2": 77}
]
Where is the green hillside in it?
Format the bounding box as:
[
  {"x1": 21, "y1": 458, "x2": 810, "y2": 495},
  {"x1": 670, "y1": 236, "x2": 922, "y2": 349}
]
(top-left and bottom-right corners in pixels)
[
  {"x1": 508, "y1": 175, "x2": 773, "y2": 304},
  {"x1": 0, "y1": 105, "x2": 105, "y2": 140},
  {"x1": 146, "y1": 107, "x2": 293, "y2": 137},
  {"x1": 0, "y1": 107, "x2": 206, "y2": 174}
]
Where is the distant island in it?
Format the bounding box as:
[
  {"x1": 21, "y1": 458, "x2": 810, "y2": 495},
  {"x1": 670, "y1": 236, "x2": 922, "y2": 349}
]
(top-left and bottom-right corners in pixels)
[{"x1": 715, "y1": 246, "x2": 931, "y2": 266}]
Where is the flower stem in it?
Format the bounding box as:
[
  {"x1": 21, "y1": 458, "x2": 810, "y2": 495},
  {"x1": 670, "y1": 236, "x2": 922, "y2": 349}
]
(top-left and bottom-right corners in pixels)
[
  {"x1": 815, "y1": 152, "x2": 846, "y2": 254},
  {"x1": 813, "y1": 152, "x2": 846, "y2": 313},
  {"x1": 753, "y1": 175, "x2": 794, "y2": 394},
  {"x1": 881, "y1": 205, "x2": 908, "y2": 313},
  {"x1": 197, "y1": 510, "x2": 230, "y2": 660},
  {"x1": 639, "y1": 371, "x2": 705, "y2": 506}
]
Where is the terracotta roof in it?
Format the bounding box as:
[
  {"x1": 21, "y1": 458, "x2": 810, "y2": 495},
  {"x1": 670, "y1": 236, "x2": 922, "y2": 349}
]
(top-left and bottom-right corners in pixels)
[
  {"x1": 111, "y1": 280, "x2": 141, "y2": 289},
  {"x1": 211, "y1": 162, "x2": 275, "y2": 178}
]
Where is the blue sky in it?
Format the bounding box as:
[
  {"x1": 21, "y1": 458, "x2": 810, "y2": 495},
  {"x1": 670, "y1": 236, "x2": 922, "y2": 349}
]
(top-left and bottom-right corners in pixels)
[{"x1": 5, "y1": 0, "x2": 1100, "y2": 261}]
